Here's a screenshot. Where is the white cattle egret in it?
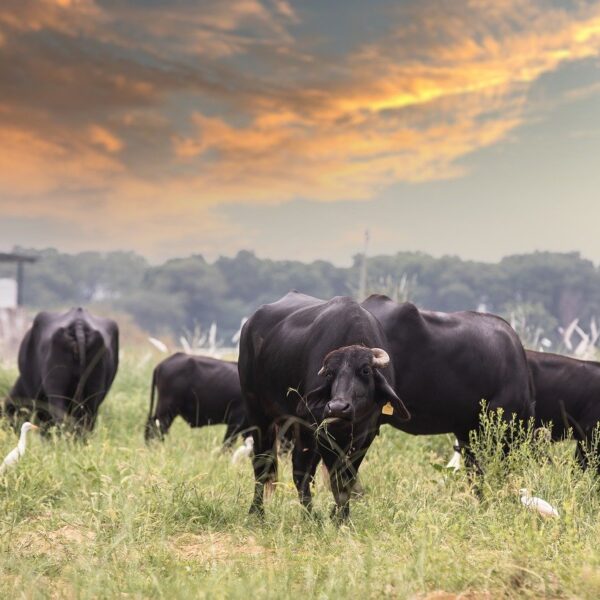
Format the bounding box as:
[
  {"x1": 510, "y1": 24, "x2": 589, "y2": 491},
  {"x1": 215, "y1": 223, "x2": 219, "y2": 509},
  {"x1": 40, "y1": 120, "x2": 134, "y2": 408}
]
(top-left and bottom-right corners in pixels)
[
  {"x1": 0, "y1": 422, "x2": 39, "y2": 474},
  {"x1": 148, "y1": 337, "x2": 168, "y2": 353},
  {"x1": 519, "y1": 488, "x2": 559, "y2": 518},
  {"x1": 232, "y1": 436, "x2": 254, "y2": 464}
]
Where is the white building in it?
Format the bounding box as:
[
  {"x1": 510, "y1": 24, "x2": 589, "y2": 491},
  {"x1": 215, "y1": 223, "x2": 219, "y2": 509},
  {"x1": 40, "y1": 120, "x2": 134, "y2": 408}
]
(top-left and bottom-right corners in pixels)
[{"x1": 0, "y1": 278, "x2": 18, "y2": 309}]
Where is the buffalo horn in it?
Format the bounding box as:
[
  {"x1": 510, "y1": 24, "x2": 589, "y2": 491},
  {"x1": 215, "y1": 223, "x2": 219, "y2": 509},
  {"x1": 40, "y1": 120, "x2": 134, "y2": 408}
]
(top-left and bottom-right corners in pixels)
[{"x1": 371, "y1": 347, "x2": 390, "y2": 368}]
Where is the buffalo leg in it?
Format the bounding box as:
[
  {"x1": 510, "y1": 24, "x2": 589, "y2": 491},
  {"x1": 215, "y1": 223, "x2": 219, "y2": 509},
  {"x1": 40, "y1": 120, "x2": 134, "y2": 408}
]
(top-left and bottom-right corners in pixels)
[
  {"x1": 456, "y1": 436, "x2": 486, "y2": 478},
  {"x1": 575, "y1": 440, "x2": 589, "y2": 471},
  {"x1": 79, "y1": 408, "x2": 98, "y2": 433},
  {"x1": 4, "y1": 377, "x2": 39, "y2": 428},
  {"x1": 145, "y1": 395, "x2": 176, "y2": 441},
  {"x1": 222, "y1": 421, "x2": 243, "y2": 449},
  {"x1": 277, "y1": 422, "x2": 296, "y2": 455},
  {"x1": 76, "y1": 367, "x2": 107, "y2": 434},
  {"x1": 154, "y1": 410, "x2": 175, "y2": 438},
  {"x1": 456, "y1": 438, "x2": 483, "y2": 475},
  {"x1": 321, "y1": 442, "x2": 369, "y2": 522},
  {"x1": 292, "y1": 432, "x2": 320, "y2": 512},
  {"x1": 70, "y1": 397, "x2": 99, "y2": 434},
  {"x1": 46, "y1": 394, "x2": 70, "y2": 429},
  {"x1": 3, "y1": 377, "x2": 27, "y2": 423},
  {"x1": 486, "y1": 397, "x2": 529, "y2": 459},
  {"x1": 43, "y1": 366, "x2": 74, "y2": 429},
  {"x1": 575, "y1": 416, "x2": 600, "y2": 473},
  {"x1": 329, "y1": 454, "x2": 364, "y2": 522},
  {"x1": 574, "y1": 433, "x2": 599, "y2": 472},
  {"x1": 456, "y1": 436, "x2": 486, "y2": 500},
  {"x1": 249, "y1": 420, "x2": 277, "y2": 517}
]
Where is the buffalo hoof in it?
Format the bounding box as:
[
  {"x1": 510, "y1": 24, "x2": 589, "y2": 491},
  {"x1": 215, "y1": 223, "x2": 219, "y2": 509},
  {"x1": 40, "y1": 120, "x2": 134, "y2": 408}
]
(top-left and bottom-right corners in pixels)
[
  {"x1": 350, "y1": 479, "x2": 365, "y2": 499},
  {"x1": 330, "y1": 504, "x2": 350, "y2": 524},
  {"x1": 248, "y1": 503, "x2": 265, "y2": 519},
  {"x1": 299, "y1": 501, "x2": 319, "y2": 520}
]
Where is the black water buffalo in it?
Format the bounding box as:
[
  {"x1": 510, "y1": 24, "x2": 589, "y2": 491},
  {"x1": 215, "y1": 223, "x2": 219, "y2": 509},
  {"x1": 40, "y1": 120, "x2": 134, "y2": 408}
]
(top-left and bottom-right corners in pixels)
[
  {"x1": 144, "y1": 353, "x2": 249, "y2": 447},
  {"x1": 527, "y1": 349, "x2": 600, "y2": 470},
  {"x1": 361, "y1": 295, "x2": 534, "y2": 461},
  {"x1": 4, "y1": 307, "x2": 119, "y2": 432},
  {"x1": 239, "y1": 291, "x2": 410, "y2": 520}
]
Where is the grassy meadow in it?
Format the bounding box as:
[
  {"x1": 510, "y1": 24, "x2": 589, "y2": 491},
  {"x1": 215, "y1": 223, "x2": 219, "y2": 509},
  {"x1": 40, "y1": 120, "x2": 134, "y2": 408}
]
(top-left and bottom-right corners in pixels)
[{"x1": 1, "y1": 351, "x2": 600, "y2": 599}]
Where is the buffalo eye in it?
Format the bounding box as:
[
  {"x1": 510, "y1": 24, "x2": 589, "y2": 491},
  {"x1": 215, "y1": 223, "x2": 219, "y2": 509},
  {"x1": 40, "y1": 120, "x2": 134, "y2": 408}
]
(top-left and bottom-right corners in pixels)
[
  {"x1": 325, "y1": 369, "x2": 334, "y2": 379},
  {"x1": 361, "y1": 365, "x2": 372, "y2": 376}
]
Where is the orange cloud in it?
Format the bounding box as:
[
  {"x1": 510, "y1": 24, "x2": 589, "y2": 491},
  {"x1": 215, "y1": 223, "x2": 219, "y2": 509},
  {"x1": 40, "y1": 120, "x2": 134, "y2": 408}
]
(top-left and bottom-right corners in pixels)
[
  {"x1": 0, "y1": 0, "x2": 103, "y2": 36},
  {"x1": 0, "y1": 124, "x2": 123, "y2": 198},
  {"x1": 0, "y1": 0, "x2": 600, "y2": 245},
  {"x1": 171, "y1": 88, "x2": 523, "y2": 205},
  {"x1": 164, "y1": 1, "x2": 600, "y2": 205},
  {"x1": 89, "y1": 125, "x2": 123, "y2": 153}
]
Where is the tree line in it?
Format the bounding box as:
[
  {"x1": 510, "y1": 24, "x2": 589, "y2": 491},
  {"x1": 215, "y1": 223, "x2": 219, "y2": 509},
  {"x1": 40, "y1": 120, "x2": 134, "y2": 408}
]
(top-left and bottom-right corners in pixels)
[{"x1": 3, "y1": 247, "x2": 599, "y2": 347}]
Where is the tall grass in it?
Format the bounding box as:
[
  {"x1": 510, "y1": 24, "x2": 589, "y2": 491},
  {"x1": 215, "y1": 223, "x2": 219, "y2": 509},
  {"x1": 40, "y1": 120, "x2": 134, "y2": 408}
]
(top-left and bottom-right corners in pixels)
[{"x1": 1, "y1": 354, "x2": 599, "y2": 599}]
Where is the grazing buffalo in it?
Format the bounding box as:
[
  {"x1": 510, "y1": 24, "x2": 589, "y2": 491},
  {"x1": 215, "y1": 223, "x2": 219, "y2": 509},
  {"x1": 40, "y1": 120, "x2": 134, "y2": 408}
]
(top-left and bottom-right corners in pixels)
[
  {"x1": 238, "y1": 291, "x2": 410, "y2": 520},
  {"x1": 144, "y1": 353, "x2": 249, "y2": 447},
  {"x1": 4, "y1": 307, "x2": 119, "y2": 432},
  {"x1": 526, "y1": 349, "x2": 600, "y2": 471},
  {"x1": 361, "y1": 295, "x2": 534, "y2": 463}
]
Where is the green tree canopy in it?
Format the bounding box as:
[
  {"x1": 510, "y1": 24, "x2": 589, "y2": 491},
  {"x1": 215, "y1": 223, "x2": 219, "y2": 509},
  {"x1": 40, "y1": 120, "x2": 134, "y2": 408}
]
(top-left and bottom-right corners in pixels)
[{"x1": 4, "y1": 247, "x2": 600, "y2": 346}]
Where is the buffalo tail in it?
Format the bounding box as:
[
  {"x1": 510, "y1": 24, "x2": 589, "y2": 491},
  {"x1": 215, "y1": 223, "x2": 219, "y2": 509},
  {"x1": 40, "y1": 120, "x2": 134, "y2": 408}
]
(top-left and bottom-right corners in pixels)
[{"x1": 148, "y1": 367, "x2": 157, "y2": 422}]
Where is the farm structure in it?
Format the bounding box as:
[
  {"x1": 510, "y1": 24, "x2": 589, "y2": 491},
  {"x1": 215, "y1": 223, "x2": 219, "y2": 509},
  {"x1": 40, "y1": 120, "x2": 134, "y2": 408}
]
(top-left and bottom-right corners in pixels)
[{"x1": 0, "y1": 253, "x2": 37, "y2": 358}]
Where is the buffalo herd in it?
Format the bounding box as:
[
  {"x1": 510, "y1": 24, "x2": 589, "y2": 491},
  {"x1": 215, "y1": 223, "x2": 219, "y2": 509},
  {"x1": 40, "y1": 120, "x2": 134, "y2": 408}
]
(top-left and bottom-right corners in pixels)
[{"x1": 2, "y1": 294, "x2": 600, "y2": 521}]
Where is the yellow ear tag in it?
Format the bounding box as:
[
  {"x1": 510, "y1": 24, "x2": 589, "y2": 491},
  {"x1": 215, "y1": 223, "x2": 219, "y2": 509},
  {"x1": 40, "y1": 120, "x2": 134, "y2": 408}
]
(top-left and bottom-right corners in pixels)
[{"x1": 382, "y1": 402, "x2": 394, "y2": 416}]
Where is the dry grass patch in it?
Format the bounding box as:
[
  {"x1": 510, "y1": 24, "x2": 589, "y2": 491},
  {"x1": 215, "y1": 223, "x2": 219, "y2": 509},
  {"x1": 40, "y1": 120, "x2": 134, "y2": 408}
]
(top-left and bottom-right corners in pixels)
[
  {"x1": 169, "y1": 532, "x2": 271, "y2": 564},
  {"x1": 13, "y1": 525, "x2": 95, "y2": 559},
  {"x1": 417, "y1": 592, "x2": 495, "y2": 600}
]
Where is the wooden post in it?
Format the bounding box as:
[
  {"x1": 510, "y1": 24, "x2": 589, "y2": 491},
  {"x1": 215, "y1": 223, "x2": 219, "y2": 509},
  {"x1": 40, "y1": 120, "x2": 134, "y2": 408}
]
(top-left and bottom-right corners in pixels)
[{"x1": 358, "y1": 229, "x2": 370, "y2": 301}]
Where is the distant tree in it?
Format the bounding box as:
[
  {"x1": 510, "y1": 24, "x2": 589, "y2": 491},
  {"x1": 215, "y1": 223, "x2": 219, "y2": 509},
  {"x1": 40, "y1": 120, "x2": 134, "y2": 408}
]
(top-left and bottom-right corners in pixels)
[
  {"x1": 1, "y1": 247, "x2": 147, "y2": 308},
  {"x1": 498, "y1": 252, "x2": 600, "y2": 327},
  {"x1": 5, "y1": 246, "x2": 600, "y2": 345}
]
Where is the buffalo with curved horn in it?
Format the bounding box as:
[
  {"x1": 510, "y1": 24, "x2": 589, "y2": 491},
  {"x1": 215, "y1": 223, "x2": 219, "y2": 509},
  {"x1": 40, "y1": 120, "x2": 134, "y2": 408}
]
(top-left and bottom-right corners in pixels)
[{"x1": 238, "y1": 291, "x2": 409, "y2": 521}]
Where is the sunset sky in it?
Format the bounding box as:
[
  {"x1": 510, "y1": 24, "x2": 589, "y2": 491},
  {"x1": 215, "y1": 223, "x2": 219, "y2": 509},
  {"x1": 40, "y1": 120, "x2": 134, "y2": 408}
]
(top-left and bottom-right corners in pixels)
[{"x1": 1, "y1": 0, "x2": 600, "y2": 264}]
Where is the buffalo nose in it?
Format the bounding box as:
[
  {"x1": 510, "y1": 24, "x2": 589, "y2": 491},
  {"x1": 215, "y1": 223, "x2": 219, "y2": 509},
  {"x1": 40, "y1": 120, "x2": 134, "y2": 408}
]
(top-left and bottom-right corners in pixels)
[{"x1": 325, "y1": 399, "x2": 352, "y2": 419}]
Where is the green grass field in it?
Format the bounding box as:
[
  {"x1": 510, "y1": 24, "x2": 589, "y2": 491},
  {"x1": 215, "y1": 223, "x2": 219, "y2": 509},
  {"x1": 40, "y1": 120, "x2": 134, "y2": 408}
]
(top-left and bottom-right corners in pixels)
[{"x1": 1, "y1": 353, "x2": 600, "y2": 599}]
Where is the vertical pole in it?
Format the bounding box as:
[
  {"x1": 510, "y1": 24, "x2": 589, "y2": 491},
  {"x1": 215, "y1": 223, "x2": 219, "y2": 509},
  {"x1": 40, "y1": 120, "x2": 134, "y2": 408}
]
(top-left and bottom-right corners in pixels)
[
  {"x1": 358, "y1": 229, "x2": 370, "y2": 301},
  {"x1": 16, "y1": 260, "x2": 24, "y2": 306}
]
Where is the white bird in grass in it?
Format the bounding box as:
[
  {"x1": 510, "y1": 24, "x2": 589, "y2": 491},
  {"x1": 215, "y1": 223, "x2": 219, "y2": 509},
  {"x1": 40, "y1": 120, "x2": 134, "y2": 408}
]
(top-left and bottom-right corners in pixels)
[
  {"x1": 0, "y1": 422, "x2": 39, "y2": 474},
  {"x1": 231, "y1": 436, "x2": 254, "y2": 464},
  {"x1": 519, "y1": 488, "x2": 559, "y2": 518}
]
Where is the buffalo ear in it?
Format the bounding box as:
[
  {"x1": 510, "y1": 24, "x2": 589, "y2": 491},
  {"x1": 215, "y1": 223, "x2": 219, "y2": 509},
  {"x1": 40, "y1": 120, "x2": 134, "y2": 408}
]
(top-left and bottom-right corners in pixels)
[
  {"x1": 373, "y1": 370, "x2": 410, "y2": 421},
  {"x1": 296, "y1": 383, "x2": 329, "y2": 420}
]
